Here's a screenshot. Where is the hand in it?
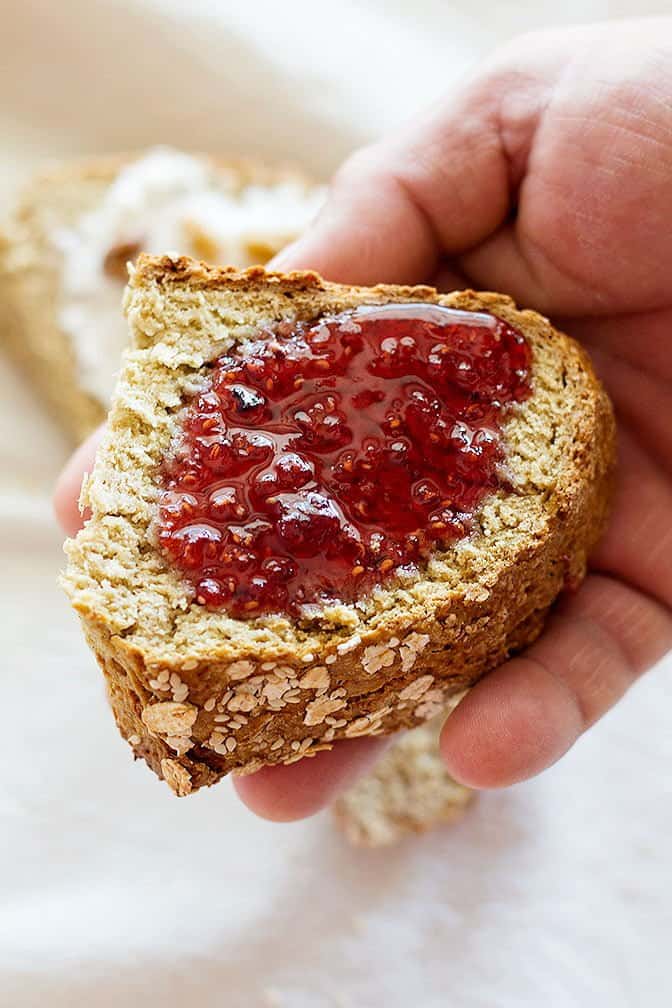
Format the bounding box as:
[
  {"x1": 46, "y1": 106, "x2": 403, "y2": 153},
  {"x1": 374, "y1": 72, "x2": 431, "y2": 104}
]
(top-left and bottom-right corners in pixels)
[{"x1": 55, "y1": 19, "x2": 672, "y2": 820}]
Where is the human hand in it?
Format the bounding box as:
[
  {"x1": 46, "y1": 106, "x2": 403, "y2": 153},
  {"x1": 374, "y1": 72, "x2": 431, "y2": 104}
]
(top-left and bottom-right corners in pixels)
[{"x1": 55, "y1": 18, "x2": 672, "y2": 819}]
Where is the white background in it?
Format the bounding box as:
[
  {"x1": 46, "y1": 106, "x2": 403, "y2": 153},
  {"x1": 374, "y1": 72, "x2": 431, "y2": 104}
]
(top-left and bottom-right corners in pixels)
[{"x1": 1, "y1": 2, "x2": 671, "y2": 1005}]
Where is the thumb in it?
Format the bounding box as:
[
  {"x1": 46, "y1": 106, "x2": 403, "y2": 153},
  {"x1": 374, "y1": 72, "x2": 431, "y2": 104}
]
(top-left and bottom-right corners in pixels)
[{"x1": 271, "y1": 83, "x2": 518, "y2": 285}]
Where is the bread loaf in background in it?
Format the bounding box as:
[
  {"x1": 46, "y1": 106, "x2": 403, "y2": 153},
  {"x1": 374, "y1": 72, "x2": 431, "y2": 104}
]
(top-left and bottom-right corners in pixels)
[{"x1": 0, "y1": 147, "x2": 323, "y2": 440}]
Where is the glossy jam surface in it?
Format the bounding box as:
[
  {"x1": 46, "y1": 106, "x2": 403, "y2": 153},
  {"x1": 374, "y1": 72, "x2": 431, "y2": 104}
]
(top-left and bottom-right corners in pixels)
[{"x1": 157, "y1": 303, "x2": 532, "y2": 617}]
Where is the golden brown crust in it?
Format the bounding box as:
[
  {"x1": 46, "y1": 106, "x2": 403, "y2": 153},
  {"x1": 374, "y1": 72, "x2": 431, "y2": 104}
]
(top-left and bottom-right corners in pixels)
[
  {"x1": 0, "y1": 156, "x2": 319, "y2": 442},
  {"x1": 62, "y1": 258, "x2": 616, "y2": 795}
]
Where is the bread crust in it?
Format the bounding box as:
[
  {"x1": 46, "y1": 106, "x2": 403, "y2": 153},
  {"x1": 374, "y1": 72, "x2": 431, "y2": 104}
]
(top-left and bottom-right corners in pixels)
[
  {"x1": 62, "y1": 257, "x2": 616, "y2": 795},
  {"x1": 0, "y1": 154, "x2": 318, "y2": 441}
]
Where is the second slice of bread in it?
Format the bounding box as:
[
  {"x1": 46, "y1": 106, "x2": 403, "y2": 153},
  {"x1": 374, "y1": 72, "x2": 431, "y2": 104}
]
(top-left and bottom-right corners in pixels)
[
  {"x1": 62, "y1": 255, "x2": 615, "y2": 796},
  {"x1": 333, "y1": 700, "x2": 474, "y2": 847},
  {"x1": 0, "y1": 149, "x2": 322, "y2": 440}
]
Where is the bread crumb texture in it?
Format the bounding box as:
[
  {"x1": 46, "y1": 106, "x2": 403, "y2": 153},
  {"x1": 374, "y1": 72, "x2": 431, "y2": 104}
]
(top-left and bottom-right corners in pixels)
[{"x1": 62, "y1": 257, "x2": 615, "y2": 795}]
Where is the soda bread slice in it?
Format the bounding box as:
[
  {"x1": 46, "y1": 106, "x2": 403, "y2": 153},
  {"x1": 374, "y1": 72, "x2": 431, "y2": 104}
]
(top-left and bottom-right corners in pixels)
[
  {"x1": 62, "y1": 255, "x2": 615, "y2": 796},
  {"x1": 0, "y1": 148, "x2": 322, "y2": 441}
]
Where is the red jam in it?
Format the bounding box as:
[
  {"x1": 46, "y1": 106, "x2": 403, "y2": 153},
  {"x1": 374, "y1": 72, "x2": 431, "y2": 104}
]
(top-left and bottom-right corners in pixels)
[{"x1": 157, "y1": 304, "x2": 532, "y2": 617}]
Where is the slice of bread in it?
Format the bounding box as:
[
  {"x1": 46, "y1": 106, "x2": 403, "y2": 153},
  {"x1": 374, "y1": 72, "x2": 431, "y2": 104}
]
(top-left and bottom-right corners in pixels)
[
  {"x1": 333, "y1": 702, "x2": 474, "y2": 847},
  {"x1": 62, "y1": 255, "x2": 615, "y2": 796},
  {"x1": 0, "y1": 147, "x2": 323, "y2": 441}
]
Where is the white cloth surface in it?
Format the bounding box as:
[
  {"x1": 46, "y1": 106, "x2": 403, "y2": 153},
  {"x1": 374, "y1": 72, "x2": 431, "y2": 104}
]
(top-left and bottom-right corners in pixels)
[{"x1": 1, "y1": 2, "x2": 671, "y2": 1005}]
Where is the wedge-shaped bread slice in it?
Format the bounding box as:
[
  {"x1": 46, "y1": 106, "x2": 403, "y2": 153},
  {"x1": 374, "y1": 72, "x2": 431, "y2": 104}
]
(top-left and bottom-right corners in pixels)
[
  {"x1": 62, "y1": 255, "x2": 614, "y2": 796},
  {"x1": 0, "y1": 147, "x2": 322, "y2": 440}
]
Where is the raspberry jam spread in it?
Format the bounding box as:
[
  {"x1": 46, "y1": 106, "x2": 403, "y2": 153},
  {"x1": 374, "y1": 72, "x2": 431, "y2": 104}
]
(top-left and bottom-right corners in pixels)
[{"x1": 157, "y1": 303, "x2": 532, "y2": 617}]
